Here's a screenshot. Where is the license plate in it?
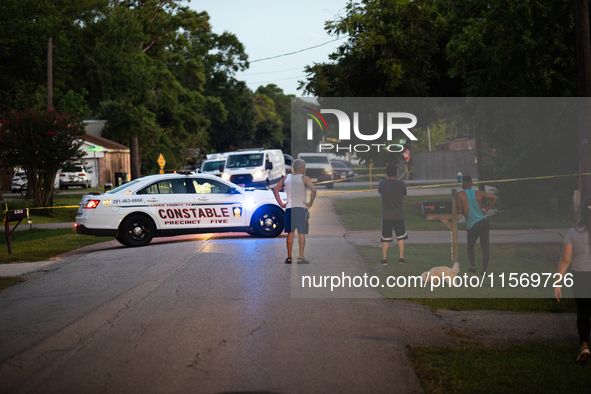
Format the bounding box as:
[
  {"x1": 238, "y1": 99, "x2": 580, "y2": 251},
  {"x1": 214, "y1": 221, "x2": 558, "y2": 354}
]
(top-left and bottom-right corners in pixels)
[
  {"x1": 311, "y1": 178, "x2": 318, "y2": 183},
  {"x1": 340, "y1": 175, "x2": 346, "y2": 179},
  {"x1": 239, "y1": 184, "x2": 245, "y2": 187}
]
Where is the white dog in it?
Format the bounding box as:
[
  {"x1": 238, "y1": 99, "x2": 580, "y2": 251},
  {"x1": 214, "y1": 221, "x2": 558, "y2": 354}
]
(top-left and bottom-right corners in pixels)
[{"x1": 421, "y1": 262, "x2": 460, "y2": 287}]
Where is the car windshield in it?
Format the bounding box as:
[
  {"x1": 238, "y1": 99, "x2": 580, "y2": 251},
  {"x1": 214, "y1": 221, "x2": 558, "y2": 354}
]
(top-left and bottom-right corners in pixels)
[
  {"x1": 226, "y1": 153, "x2": 263, "y2": 168},
  {"x1": 106, "y1": 178, "x2": 143, "y2": 194},
  {"x1": 300, "y1": 155, "x2": 329, "y2": 164},
  {"x1": 332, "y1": 161, "x2": 348, "y2": 168},
  {"x1": 203, "y1": 160, "x2": 225, "y2": 172}
]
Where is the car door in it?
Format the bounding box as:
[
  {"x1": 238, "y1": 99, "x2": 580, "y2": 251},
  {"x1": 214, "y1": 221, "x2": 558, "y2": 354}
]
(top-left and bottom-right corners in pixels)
[
  {"x1": 191, "y1": 177, "x2": 246, "y2": 229},
  {"x1": 137, "y1": 178, "x2": 199, "y2": 230}
]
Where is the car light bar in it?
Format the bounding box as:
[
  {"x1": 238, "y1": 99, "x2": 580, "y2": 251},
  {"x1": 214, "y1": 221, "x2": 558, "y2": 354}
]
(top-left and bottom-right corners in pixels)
[
  {"x1": 78, "y1": 173, "x2": 85, "y2": 176},
  {"x1": 85, "y1": 200, "x2": 100, "y2": 209}
]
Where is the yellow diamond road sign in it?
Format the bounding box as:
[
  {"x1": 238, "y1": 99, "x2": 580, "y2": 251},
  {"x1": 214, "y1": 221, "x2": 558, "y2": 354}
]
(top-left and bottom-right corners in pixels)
[{"x1": 157, "y1": 154, "x2": 166, "y2": 174}]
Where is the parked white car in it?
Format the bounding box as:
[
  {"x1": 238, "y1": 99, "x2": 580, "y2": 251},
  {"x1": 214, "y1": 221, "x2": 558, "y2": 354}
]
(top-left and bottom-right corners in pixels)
[
  {"x1": 75, "y1": 173, "x2": 286, "y2": 247},
  {"x1": 11, "y1": 171, "x2": 28, "y2": 193},
  {"x1": 58, "y1": 165, "x2": 91, "y2": 190}
]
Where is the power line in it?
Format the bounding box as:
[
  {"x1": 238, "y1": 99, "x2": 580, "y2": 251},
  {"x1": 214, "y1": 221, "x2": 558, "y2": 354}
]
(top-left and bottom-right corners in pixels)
[
  {"x1": 250, "y1": 36, "x2": 348, "y2": 63},
  {"x1": 240, "y1": 67, "x2": 304, "y2": 76},
  {"x1": 246, "y1": 75, "x2": 306, "y2": 85}
]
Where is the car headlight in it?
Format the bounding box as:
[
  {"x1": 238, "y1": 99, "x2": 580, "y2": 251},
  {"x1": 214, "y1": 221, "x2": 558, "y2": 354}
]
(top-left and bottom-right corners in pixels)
[
  {"x1": 326, "y1": 170, "x2": 333, "y2": 175},
  {"x1": 221, "y1": 173, "x2": 230, "y2": 181},
  {"x1": 253, "y1": 170, "x2": 263, "y2": 179}
]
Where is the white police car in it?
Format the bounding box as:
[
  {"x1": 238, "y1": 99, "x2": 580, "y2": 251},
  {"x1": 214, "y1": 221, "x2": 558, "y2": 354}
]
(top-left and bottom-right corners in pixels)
[{"x1": 75, "y1": 173, "x2": 286, "y2": 247}]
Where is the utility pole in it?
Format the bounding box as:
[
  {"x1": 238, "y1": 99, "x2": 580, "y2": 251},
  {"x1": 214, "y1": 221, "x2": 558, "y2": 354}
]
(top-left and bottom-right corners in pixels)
[
  {"x1": 47, "y1": 37, "x2": 53, "y2": 110},
  {"x1": 575, "y1": 0, "x2": 591, "y2": 201}
]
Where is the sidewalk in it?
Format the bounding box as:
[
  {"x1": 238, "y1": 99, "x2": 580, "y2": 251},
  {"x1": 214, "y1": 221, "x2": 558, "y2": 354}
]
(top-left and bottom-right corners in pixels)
[
  {"x1": 345, "y1": 228, "x2": 569, "y2": 246},
  {"x1": 1, "y1": 226, "x2": 568, "y2": 277}
]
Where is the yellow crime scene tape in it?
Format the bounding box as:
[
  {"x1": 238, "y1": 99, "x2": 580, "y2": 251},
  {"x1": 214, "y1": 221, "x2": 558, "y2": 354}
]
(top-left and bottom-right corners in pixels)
[
  {"x1": 4, "y1": 172, "x2": 590, "y2": 210},
  {"x1": 318, "y1": 172, "x2": 591, "y2": 195},
  {"x1": 27, "y1": 206, "x2": 79, "y2": 210}
]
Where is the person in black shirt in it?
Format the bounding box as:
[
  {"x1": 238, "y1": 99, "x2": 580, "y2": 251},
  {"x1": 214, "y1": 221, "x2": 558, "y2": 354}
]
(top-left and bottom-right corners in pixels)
[{"x1": 378, "y1": 164, "x2": 408, "y2": 265}]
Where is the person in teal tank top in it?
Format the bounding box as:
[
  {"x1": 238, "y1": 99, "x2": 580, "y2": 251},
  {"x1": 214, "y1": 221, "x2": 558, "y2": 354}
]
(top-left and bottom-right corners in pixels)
[{"x1": 457, "y1": 175, "x2": 499, "y2": 274}]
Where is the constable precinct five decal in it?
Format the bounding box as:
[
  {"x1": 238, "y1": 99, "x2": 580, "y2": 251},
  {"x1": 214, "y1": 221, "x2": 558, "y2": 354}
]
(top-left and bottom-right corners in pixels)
[{"x1": 157, "y1": 204, "x2": 243, "y2": 225}]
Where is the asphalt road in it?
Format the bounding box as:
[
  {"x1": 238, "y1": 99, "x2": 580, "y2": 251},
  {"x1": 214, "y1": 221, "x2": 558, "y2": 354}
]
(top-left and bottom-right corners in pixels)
[
  {"x1": 0, "y1": 197, "x2": 439, "y2": 394},
  {"x1": 0, "y1": 195, "x2": 579, "y2": 394}
]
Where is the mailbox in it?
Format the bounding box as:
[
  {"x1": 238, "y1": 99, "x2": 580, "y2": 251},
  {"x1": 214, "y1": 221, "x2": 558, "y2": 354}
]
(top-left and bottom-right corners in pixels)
[
  {"x1": 422, "y1": 201, "x2": 452, "y2": 215},
  {"x1": 5, "y1": 208, "x2": 29, "y2": 221},
  {"x1": 6, "y1": 208, "x2": 29, "y2": 221}
]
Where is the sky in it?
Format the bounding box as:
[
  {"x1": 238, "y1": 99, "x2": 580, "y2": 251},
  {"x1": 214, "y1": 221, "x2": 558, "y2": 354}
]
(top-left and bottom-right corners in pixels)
[{"x1": 189, "y1": 0, "x2": 351, "y2": 97}]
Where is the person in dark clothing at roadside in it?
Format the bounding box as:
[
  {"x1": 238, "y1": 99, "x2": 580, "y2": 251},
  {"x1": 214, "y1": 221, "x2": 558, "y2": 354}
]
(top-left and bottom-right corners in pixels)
[
  {"x1": 555, "y1": 196, "x2": 591, "y2": 364},
  {"x1": 378, "y1": 164, "x2": 408, "y2": 265},
  {"x1": 456, "y1": 175, "x2": 498, "y2": 275}
]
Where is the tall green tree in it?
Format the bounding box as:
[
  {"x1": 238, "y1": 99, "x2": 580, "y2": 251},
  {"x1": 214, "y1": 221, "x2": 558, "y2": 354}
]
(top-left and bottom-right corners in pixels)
[
  {"x1": 300, "y1": 0, "x2": 461, "y2": 97},
  {"x1": 77, "y1": 1, "x2": 234, "y2": 176},
  {"x1": 446, "y1": 0, "x2": 576, "y2": 97},
  {"x1": 252, "y1": 93, "x2": 283, "y2": 148},
  {"x1": 0, "y1": 0, "x2": 107, "y2": 111},
  {"x1": 256, "y1": 84, "x2": 293, "y2": 153}
]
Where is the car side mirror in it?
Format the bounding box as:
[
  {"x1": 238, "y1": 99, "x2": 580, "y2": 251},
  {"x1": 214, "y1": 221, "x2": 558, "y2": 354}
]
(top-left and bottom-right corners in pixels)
[
  {"x1": 219, "y1": 164, "x2": 225, "y2": 172},
  {"x1": 265, "y1": 162, "x2": 273, "y2": 170},
  {"x1": 227, "y1": 187, "x2": 241, "y2": 194}
]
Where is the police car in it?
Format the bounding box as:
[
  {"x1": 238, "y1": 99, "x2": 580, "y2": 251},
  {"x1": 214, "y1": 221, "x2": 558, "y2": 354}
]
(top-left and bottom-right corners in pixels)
[{"x1": 75, "y1": 173, "x2": 286, "y2": 247}]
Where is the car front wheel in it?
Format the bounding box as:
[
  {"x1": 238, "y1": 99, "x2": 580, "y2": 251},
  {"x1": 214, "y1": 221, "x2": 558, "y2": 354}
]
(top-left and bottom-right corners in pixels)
[
  {"x1": 119, "y1": 214, "x2": 155, "y2": 247},
  {"x1": 251, "y1": 207, "x2": 284, "y2": 238}
]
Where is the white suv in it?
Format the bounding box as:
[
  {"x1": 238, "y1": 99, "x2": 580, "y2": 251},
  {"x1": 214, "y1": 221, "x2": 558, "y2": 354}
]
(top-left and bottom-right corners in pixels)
[
  {"x1": 297, "y1": 153, "x2": 334, "y2": 188},
  {"x1": 11, "y1": 171, "x2": 28, "y2": 193},
  {"x1": 58, "y1": 165, "x2": 91, "y2": 190}
]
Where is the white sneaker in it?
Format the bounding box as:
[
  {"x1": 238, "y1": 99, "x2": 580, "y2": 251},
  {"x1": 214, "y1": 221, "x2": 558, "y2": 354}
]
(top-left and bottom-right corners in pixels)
[{"x1": 576, "y1": 346, "x2": 590, "y2": 364}]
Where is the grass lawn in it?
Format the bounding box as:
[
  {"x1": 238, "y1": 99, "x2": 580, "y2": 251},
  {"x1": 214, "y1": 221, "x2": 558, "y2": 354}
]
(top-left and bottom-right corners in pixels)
[
  {"x1": 356, "y1": 243, "x2": 577, "y2": 312},
  {"x1": 2, "y1": 192, "x2": 89, "y2": 223},
  {"x1": 410, "y1": 343, "x2": 591, "y2": 394},
  {"x1": 333, "y1": 195, "x2": 574, "y2": 231},
  {"x1": 0, "y1": 228, "x2": 111, "y2": 264}
]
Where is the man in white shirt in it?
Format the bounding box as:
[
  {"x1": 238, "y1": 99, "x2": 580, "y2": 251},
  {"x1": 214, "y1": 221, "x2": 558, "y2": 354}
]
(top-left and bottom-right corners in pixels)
[{"x1": 273, "y1": 159, "x2": 316, "y2": 264}]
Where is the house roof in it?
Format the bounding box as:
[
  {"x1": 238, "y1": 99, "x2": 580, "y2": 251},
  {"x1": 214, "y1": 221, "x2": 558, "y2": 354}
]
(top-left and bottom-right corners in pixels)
[{"x1": 81, "y1": 133, "x2": 129, "y2": 151}]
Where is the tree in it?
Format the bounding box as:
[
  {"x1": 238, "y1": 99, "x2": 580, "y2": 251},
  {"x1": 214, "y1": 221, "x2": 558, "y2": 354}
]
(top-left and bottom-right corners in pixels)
[
  {"x1": 444, "y1": 1, "x2": 580, "y2": 211},
  {"x1": 0, "y1": 106, "x2": 85, "y2": 207},
  {"x1": 0, "y1": 0, "x2": 253, "y2": 175},
  {"x1": 256, "y1": 84, "x2": 294, "y2": 153},
  {"x1": 446, "y1": 0, "x2": 576, "y2": 97},
  {"x1": 81, "y1": 1, "x2": 231, "y2": 175},
  {"x1": 204, "y1": 75, "x2": 255, "y2": 152},
  {"x1": 0, "y1": 0, "x2": 107, "y2": 111},
  {"x1": 472, "y1": 98, "x2": 578, "y2": 214},
  {"x1": 300, "y1": 0, "x2": 461, "y2": 97}
]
